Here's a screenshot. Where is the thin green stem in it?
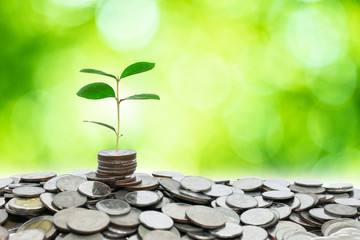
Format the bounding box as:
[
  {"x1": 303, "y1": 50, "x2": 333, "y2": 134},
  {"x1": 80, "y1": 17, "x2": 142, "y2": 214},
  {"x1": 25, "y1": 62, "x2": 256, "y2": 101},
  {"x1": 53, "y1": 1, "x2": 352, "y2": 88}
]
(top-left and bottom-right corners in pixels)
[{"x1": 115, "y1": 79, "x2": 120, "y2": 152}]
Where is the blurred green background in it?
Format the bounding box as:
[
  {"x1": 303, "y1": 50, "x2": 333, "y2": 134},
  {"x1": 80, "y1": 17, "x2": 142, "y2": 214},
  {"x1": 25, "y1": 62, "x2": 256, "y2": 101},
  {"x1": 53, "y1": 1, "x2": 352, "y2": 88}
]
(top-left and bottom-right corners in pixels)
[{"x1": 0, "y1": 0, "x2": 360, "y2": 183}]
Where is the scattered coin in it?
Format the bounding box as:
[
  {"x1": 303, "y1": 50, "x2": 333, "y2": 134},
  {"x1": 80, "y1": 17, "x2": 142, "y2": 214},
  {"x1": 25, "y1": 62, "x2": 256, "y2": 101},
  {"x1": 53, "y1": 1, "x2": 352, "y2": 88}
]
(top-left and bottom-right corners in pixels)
[
  {"x1": 139, "y1": 210, "x2": 174, "y2": 230},
  {"x1": 52, "y1": 191, "x2": 87, "y2": 209},
  {"x1": 225, "y1": 194, "x2": 258, "y2": 210},
  {"x1": 17, "y1": 215, "x2": 57, "y2": 239},
  {"x1": 213, "y1": 207, "x2": 240, "y2": 224},
  {"x1": 21, "y1": 172, "x2": 57, "y2": 182},
  {"x1": 232, "y1": 177, "x2": 263, "y2": 191},
  {"x1": 203, "y1": 184, "x2": 233, "y2": 197},
  {"x1": 240, "y1": 225, "x2": 268, "y2": 240},
  {"x1": 53, "y1": 208, "x2": 87, "y2": 232},
  {"x1": 161, "y1": 203, "x2": 191, "y2": 223},
  {"x1": 240, "y1": 208, "x2": 275, "y2": 226},
  {"x1": 110, "y1": 208, "x2": 141, "y2": 228},
  {"x1": 209, "y1": 222, "x2": 243, "y2": 238},
  {"x1": 180, "y1": 176, "x2": 212, "y2": 193},
  {"x1": 78, "y1": 181, "x2": 111, "y2": 199},
  {"x1": 143, "y1": 230, "x2": 181, "y2": 240},
  {"x1": 185, "y1": 205, "x2": 226, "y2": 229},
  {"x1": 262, "y1": 190, "x2": 294, "y2": 200},
  {"x1": 13, "y1": 187, "x2": 45, "y2": 198},
  {"x1": 95, "y1": 199, "x2": 131, "y2": 215},
  {"x1": 67, "y1": 210, "x2": 110, "y2": 234},
  {"x1": 43, "y1": 175, "x2": 71, "y2": 192},
  {"x1": 56, "y1": 176, "x2": 86, "y2": 192},
  {"x1": 294, "y1": 179, "x2": 323, "y2": 187},
  {"x1": 324, "y1": 204, "x2": 357, "y2": 217},
  {"x1": 11, "y1": 229, "x2": 45, "y2": 240},
  {"x1": 125, "y1": 191, "x2": 160, "y2": 207}
]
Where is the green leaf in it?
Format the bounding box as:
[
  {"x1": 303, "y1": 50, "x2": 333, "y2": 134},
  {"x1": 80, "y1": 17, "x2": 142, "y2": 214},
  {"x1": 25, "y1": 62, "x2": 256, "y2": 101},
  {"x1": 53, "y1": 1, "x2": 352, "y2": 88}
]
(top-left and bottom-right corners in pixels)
[
  {"x1": 80, "y1": 68, "x2": 117, "y2": 80},
  {"x1": 120, "y1": 62, "x2": 155, "y2": 79},
  {"x1": 120, "y1": 93, "x2": 160, "y2": 102},
  {"x1": 77, "y1": 82, "x2": 115, "y2": 100},
  {"x1": 83, "y1": 120, "x2": 116, "y2": 133}
]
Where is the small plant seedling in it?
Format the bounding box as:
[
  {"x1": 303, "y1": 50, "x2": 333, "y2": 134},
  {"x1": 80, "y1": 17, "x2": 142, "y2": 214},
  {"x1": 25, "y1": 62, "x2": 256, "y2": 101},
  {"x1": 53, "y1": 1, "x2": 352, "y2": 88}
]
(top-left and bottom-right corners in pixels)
[{"x1": 77, "y1": 62, "x2": 160, "y2": 152}]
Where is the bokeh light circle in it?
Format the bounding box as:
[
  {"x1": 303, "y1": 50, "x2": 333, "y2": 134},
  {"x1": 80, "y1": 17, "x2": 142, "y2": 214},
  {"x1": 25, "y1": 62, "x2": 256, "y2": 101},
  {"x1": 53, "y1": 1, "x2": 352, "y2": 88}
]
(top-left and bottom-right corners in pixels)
[
  {"x1": 170, "y1": 51, "x2": 231, "y2": 110},
  {"x1": 96, "y1": 0, "x2": 159, "y2": 51}
]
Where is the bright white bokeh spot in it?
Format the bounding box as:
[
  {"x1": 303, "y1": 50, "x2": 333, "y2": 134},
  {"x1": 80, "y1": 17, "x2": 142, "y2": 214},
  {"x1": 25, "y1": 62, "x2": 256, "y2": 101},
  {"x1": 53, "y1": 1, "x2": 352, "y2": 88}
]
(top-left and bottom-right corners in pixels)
[
  {"x1": 96, "y1": 0, "x2": 159, "y2": 51},
  {"x1": 170, "y1": 51, "x2": 231, "y2": 110},
  {"x1": 306, "y1": 56, "x2": 357, "y2": 105},
  {"x1": 287, "y1": 8, "x2": 347, "y2": 67}
]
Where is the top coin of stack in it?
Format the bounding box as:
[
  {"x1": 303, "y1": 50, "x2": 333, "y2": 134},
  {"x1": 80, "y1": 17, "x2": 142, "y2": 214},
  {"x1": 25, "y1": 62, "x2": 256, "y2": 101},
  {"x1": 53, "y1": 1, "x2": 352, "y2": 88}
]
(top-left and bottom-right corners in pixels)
[{"x1": 96, "y1": 149, "x2": 137, "y2": 180}]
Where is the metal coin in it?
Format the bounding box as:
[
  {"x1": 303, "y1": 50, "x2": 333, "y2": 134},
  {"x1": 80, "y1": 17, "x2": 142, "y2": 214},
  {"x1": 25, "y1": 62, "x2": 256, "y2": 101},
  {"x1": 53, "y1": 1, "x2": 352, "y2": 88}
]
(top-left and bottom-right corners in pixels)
[
  {"x1": 180, "y1": 176, "x2": 212, "y2": 193},
  {"x1": 240, "y1": 225, "x2": 268, "y2": 240},
  {"x1": 17, "y1": 215, "x2": 56, "y2": 239},
  {"x1": 8, "y1": 197, "x2": 45, "y2": 213},
  {"x1": 0, "y1": 178, "x2": 13, "y2": 189},
  {"x1": 178, "y1": 190, "x2": 212, "y2": 203},
  {"x1": 232, "y1": 177, "x2": 263, "y2": 191},
  {"x1": 67, "y1": 210, "x2": 110, "y2": 234},
  {"x1": 52, "y1": 191, "x2": 87, "y2": 209},
  {"x1": 268, "y1": 220, "x2": 306, "y2": 239},
  {"x1": 287, "y1": 232, "x2": 317, "y2": 240},
  {"x1": 213, "y1": 207, "x2": 240, "y2": 224},
  {"x1": 138, "y1": 225, "x2": 180, "y2": 239},
  {"x1": 39, "y1": 193, "x2": 60, "y2": 213},
  {"x1": 289, "y1": 212, "x2": 315, "y2": 228},
  {"x1": 153, "y1": 196, "x2": 175, "y2": 210},
  {"x1": 62, "y1": 233, "x2": 104, "y2": 240},
  {"x1": 159, "y1": 178, "x2": 181, "y2": 192},
  {"x1": 324, "y1": 203, "x2": 357, "y2": 217},
  {"x1": 203, "y1": 184, "x2": 233, "y2": 198},
  {"x1": 53, "y1": 208, "x2": 87, "y2": 232},
  {"x1": 187, "y1": 230, "x2": 216, "y2": 240},
  {"x1": 21, "y1": 172, "x2": 57, "y2": 182},
  {"x1": 11, "y1": 229, "x2": 45, "y2": 240},
  {"x1": 110, "y1": 208, "x2": 141, "y2": 228},
  {"x1": 125, "y1": 191, "x2": 160, "y2": 207},
  {"x1": 97, "y1": 149, "x2": 136, "y2": 160},
  {"x1": 86, "y1": 172, "x2": 116, "y2": 183},
  {"x1": 270, "y1": 202, "x2": 292, "y2": 220},
  {"x1": 240, "y1": 208, "x2": 275, "y2": 226},
  {"x1": 13, "y1": 187, "x2": 45, "y2": 198},
  {"x1": 56, "y1": 176, "x2": 86, "y2": 192},
  {"x1": 294, "y1": 179, "x2": 323, "y2": 187},
  {"x1": 152, "y1": 171, "x2": 184, "y2": 179},
  {"x1": 0, "y1": 226, "x2": 8, "y2": 240},
  {"x1": 0, "y1": 210, "x2": 7, "y2": 226},
  {"x1": 254, "y1": 196, "x2": 273, "y2": 208},
  {"x1": 263, "y1": 181, "x2": 290, "y2": 192},
  {"x1": 309, "y1": 208, "x2": 337, "y2": 221},
  {"x1": 78, "y1": 181, "x2": 111, "y2": 199},
  {"x1": 161, "y1": 203, "x2": 191, "y2": 223},
  {"x1": 209, "y1": 222, "x2": 243, "y2": 238},
  {"x1": 289, "y1": 184, "x2": 326, "y2": 194},
  {"x1": 43, "y1": 175, "x2": 71, "y2": 192},
  {"x1": 124, "y1": 176, "x2": 159, "y2": 191},
  {"x1": 185, "y1": 205, "x2": 225, "y2": 229},
  {"x1": 225, "y1": 194, "x2": 258, "y2": 210},
  {"x1": 326, "y1": 183, "x2": 353, "y2": 190},
  {"x1": 139, "y1": 210, "x2": 174, "y2": 230},
  {"x1": 173, "y1": 223, "x2": 202, "y2": 233},
  {"x1": 334, "y1": 197, "x2": 360, "y2": 207},
  {"x1": 113, "y1": 190, "x2": 130, "y2": 201},
  {"x1": 115, "y1": 175, "x2": 136, "y2": 184},
  {"x1": 262, "y1": 190, "x2": 294, "y2": 200},
  {"x1": 293, "y1": 193, "x2": 318, "y2": 211},
  {"x1": 95, "y1": 199, "x2": 131, "y2": 215},
  {"x1": 143, "y1": 230, "x2": 181, "y2": 240},
  {"x1": 284, "y1": 196, "x2": 301, "y2": 210},
  {"x1": 299, "y1": 211, "x2": 323, "y2": 228},
  {"x1": 115, "y1": 177, "x2": 142, "y2": 187}
]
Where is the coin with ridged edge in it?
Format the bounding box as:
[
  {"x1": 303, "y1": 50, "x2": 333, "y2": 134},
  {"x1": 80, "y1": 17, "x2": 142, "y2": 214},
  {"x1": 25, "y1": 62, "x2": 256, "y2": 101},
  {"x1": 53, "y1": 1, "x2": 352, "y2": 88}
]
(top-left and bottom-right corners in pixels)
[
  {"x1": 53, "y1": 207, "x2": 88, "y2": 232},
  {"x1": 13, "y1": 187, "x2": 45, "y2": 198},
  {"x1": 161, "y1": 203, "x2": 191, "y2": 223},
  {"x1": 67, "y1": 209, "x2": 110, "y2": 234},
  {"x1": 139, "y1": 210, "x2": 174, "y2": 230},
  {"x1": 240, "y1": 208, "x2": 275, "y2": 226},
  {"x1": 180, "y1": 176, "x2": 212, "y2": 193},
  {"x1": 185, "y1": 205, "x2": 226, "y2": 229},
  {"x1": 110, "y1": 208, "x2": 142, "y2": 228},
  {"x1": 95, "y1": 199, "x2": 131, "y2": 215},
  {"x1": 97, "y1": 149, "x2": 136, "y2": 160},
  {"x1": 52, "y1": 191, "x2": 87, "y2": 209},
  {"x1": 56, "y1": 175, "x2": 86, "y2": 192}
]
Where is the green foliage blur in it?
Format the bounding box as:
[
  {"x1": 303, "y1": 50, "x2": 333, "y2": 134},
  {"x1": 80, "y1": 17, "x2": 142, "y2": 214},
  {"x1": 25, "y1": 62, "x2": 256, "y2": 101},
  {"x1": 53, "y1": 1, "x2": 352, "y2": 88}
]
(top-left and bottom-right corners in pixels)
[{"x1": 0, "y1": 0, "x2": 360, "y2": 181}]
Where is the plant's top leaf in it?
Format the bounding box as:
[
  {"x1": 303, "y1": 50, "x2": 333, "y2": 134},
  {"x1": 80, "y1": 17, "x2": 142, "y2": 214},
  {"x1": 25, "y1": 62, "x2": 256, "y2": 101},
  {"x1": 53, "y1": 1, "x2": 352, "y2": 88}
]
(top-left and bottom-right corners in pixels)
[
  {"x1": 83, "y1": 120, "x2": 116, "y2": 133},
  {"x1": 80, "y1": 68, "x2": 117, "y2": 80},
  {"x1": 77, "y1": 82, "x2": 115, "y2": 100},
  {"x1": 120, "y1": 62, "x2": 155, "y2": 79},
  {"x1": 121, "y1": 93, "x2": 160, "y2": 101}
]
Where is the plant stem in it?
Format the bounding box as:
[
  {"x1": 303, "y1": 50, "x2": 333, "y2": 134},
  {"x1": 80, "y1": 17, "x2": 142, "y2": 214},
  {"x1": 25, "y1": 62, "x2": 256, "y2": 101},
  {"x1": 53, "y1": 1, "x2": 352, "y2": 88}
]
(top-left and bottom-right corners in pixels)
[{"x1": 115, "y1": 79, "x2": 120, "y2": 152}]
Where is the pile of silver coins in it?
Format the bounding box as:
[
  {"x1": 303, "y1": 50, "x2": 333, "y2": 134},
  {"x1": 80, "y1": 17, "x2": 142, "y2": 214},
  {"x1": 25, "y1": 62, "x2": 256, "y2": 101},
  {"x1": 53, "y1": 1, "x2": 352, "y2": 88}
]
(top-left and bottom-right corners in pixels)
[{"x1": 0, "y1": 171, "x2": 359, "y2": 240}]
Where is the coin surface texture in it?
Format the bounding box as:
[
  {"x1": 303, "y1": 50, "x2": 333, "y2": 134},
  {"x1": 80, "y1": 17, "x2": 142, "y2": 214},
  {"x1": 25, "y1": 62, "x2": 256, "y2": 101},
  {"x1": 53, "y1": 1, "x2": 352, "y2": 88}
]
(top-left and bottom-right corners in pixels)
[{"x1": 185, "y1": 205, "x2": 226, "y2": 229}]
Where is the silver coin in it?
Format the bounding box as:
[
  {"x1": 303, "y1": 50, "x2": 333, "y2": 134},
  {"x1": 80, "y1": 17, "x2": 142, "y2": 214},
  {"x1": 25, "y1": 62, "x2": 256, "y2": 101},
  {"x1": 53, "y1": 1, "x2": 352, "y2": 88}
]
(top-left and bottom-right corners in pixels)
[
  {"x1": 287, "y1": 231, "x2": 317, "y2": 240},
  {"x1": 268, "y1": 220, "x2": 306, "y2": 239},
  {"x1": 78, "y1": 181, "x2": 111, "y2": 199},
  {"x1": 107, "y1": 225, "x2": 137, "y2": 236},
  {"x1": 262, "y1": 191, "x2": 294, "y2": 200},
  {"x1": 152, "y1": 171, "x2": 184, "y2": 179},
  {"x1": 13, "y1": 187, "x2": 45, "y2": 198},
  {"x1": 62, "y1": 233, "x2": 104, "y2": 240},
  {"x1": 159, "y1": 178, "x2": 181, "y2": 192},
  {"x1": 67, "y1": 210, "x2": 110, "y2": 234},
  {"x1": 110, "y1": 208, "x2": 141, "y2": 228},
  {"x1": 0, "y1": 226, "x2": 8, "y2": 240},
  {"x1": 334, "y1": 198, "x2": 360, "y2": 207},
  {"x1": 178, "y1": 190, "x2": 212, "y2": 203},
  {"x1": 326, "y1": 183, "x2": 353, "y2": 190},
  {"x1": 21, "y1": 172, "x2": 57, "y2": 182},
  {"x1": 240, "y1": 225, "x2": 268, "y2": 240},
  {"x1": 56, "y1": 176, "x2": 86, "y2": 191},
  {"x1": 125, "y1": 191, "x2": 160, "y2": 207},
  {"x1": 39, "y1": 193, "x2": 60, "y2": 213},
  {"x1": 95, "y1": 199, "x2": 131, "y2": 215},
  {"x1": 52, "y1": 191, "x2": 87, "y2": 209},
  {"x1": 173, "y1": 223, "x2": 202, "y2": 233},
  {"x1": 17, "y1": 215, "x2": 57, "y2": 239},
  {"x1": 270, "y1": 202, "x2": 292, "y2": 220},
  {"x1": 240, "y1": 208, "x2": 275, "y2": 226},
  {"x1": 0, "y1": 178, "x2": 13, "y2": 189},
  {"x1": 213, "y1": 207, "x2": 240, "y2": 224},
  {"x1": 225, "y1": 194, "x2": 258, "y2": 210},
  {"x1": 293, "y1": 193, "x2": 318, "y2": 211},
  {"x1": 161, "y1": 203, "x2": 191, "y2": 223},
  {"x1": 124, "y1": 176, "x2": 159, "y2": 191},
  {"x1": 0, "y1": 198, "x2": 5, "y2": 209},
  {"x1": 263, "y1": 181, "x2": 290, "y2": 192},
  {"x1": 114, "y1": 190, "x2": 130, "y2": 201},
  {"x1": 324, "y1": 203, "x2": 357, "y2": 217},
  {"x1": 43, "y1": 175, "x2": 71, "y2": 192},
  {"x1": 143, "y1": 230, "x2": 181, "y2": 240},
  {"x1": 152, "y1": 196, "x2": 175, "y2": 210},
  {"x1": 180, "y1": 176, "x2": 212, "y2": 193},
  {"x1": 53, "y1": 208, "x2": 88, "y2": 232},
  {"x1": 185, "y1": 205, "x2": 225, "y2": 229},
  {"x1": 11, "y1": 229, "x2": 45, "y2": 240},
  {"x1": 187, "y1": 230, "x2": 216, "y2": 240},
  {"x1": 232, "y1": 177, "x2": 263, "y2": 191},
  {"x1": 294, "y1": 179, "x2": 323, "y2": 187},
  {"x1": 284, "y1": 196, "x2": 301, "y2": 210},
  {"x1": 0, "y1": 209, "x2": 8, "y2": 225},
  {"x1": 290, "y1": 184, "x2": 326, "y2": 194},
  {"x1": 8, "y1": 197, "x2": 45, "y2": 214},
  {"x1": 309, "y1": 208, "x2": 337, "y2": 221},
  {"x1": 210, "y1": 222, "x2": 242, "y2": 238},
  {"x1": 203, "y1": 184, "x2": 233, "y2": 198},
  {"x1": 138, "y1": 225, "x2": 180, "y2": 239},
  {"x1": 254, "y1": 196, "x2": 273, "y2": 208},
  {"x1": 139, "y1": 210, "x2": 174, "y2": 230}
]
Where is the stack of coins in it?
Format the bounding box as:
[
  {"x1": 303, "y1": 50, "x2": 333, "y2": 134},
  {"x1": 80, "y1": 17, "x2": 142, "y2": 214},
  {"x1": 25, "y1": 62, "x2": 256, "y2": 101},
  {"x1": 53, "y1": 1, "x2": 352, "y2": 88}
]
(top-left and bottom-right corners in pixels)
[
  {"x1": 1, "y1": 171, "x2": 360, "y2": 239},
  {"x1": 96, "y1": 149, "x2": 137, "y2": 186}
]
